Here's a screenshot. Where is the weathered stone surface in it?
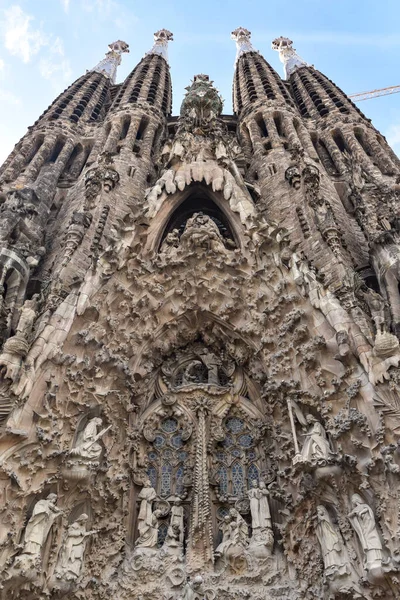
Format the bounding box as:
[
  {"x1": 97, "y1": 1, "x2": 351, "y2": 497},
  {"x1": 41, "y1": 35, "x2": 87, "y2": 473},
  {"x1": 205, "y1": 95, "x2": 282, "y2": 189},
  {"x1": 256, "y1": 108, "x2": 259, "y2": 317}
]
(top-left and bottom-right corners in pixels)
[{"x1": 0, "y1": 28, "x2": 399, "y2": 600}]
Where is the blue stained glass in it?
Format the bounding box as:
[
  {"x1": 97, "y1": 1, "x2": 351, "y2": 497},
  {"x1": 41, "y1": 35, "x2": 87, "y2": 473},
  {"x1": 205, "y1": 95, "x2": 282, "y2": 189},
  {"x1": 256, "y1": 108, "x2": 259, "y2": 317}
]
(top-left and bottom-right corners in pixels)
[
  {"x1": 176, "y1": 466, "x2": 184, "y2": 495},
  {"x1": 147, "y1": 466, "x2": 157, "y2": 488},
  {"x1": 218, "y1": 465, "x2": 228, "y2": 495},
  {"x1": 157, "y1": 523, "x2": 168, "y2": 547},
  {"x1": 217, "y1": 506, "x2": 229, "y2": 520},
  {"x1": 217, "y1": 452, "x2": 227, "y2": 463},
  {"x1": 225, "y1": 417, "x2": 244, "y2": 433},
  {"x1": 163, "y1": 449, "x2": 173, "y2": 460},
  {"x1": 222, "y1": 436, "x2": 234, "y2": 448},
  {"x1": 247, "y1": 463, "x2": 259, "y2": 486},
  {"x1": 148, "y1": 451, "x2": 158, "y2": 461},
  {"x1": 247, "y1": 450, "x2": 256, "y2": 460},
  {"x1": 154, "y1": 435, "x2": 165, "y2": 448},
  {"x1": 232, "y1": 448, "x2": 242, "y2": 458},
  {"x1": 239, "y1": 434, "x2": 253, "y2": 448},
  {"x1": 171, "y1": 434, "x2": 184, "y2": 449},
  {"x1": 161, "y1": 463, "x2": 172, "y2": 497},
  {"x1": 161, "y1": 418, "x2": 178, "y2": 433},
  {"x1": 178, "y1": 451, "x2": 187, "y2": 461},
  {"x1": 232, "y1": 462, "x2": 244, "y2": 497}
]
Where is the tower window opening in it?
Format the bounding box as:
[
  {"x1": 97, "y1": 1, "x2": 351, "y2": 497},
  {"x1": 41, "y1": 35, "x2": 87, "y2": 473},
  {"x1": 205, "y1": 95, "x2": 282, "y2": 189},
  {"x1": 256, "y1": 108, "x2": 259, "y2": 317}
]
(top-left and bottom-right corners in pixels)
[
  {"x1": 273, "y1": 113, "x2": 283, "y2": 137},
  {"x1": 25, "y1": 136, "x2": 44, "y2": 167},
  {"x1": 332, "y1": 130, "x2": 346, "y2": 153},
  {"x1": 354, "y1": 129, "x2": 373, "y2": 157},
  {"x1": 48, "y1": 139, "x2": 64, "y2": 163},
  {"x1": 255, "y1": 115, "x2": 268, "y2": 138},
  {"x1": 120, "y1": 115, "x2": 131, "y2": 141}
]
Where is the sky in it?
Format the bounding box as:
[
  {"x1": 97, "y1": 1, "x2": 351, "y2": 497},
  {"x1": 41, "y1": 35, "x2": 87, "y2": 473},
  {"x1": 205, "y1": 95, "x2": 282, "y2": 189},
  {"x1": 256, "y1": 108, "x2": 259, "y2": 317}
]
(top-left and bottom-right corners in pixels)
[{"x1": 0, "y1": 0, "x2": 400, "y2": 164}]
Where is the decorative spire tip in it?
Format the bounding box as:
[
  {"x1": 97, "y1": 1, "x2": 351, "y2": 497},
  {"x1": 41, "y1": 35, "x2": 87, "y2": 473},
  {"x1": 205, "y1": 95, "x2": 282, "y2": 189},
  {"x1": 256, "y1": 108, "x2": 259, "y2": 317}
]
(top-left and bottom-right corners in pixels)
[
  {"x1": 146, "y1": 29, "x2": 174, "y2": 63},
  {"x1": 272, "y1": 36, "x2": 308, "y2": 79},
  {"x1": 91, "y1": 40, "x2": 129, "y2": 84},
  {"x1": 231, "y1": 27, "x2": 256, "y2": 64}
]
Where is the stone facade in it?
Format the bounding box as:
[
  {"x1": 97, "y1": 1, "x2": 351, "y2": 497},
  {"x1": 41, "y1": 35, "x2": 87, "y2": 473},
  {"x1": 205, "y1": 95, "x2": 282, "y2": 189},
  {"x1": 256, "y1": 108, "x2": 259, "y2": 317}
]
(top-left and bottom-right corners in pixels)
[{"x1": 0, "y1": 28, "x2": 400, "y2": 600}]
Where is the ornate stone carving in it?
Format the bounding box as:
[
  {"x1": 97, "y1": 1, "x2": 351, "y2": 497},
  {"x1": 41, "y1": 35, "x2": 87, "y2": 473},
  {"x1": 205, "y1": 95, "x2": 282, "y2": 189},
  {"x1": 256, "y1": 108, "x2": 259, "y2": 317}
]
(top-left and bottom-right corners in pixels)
[
  {"x1": 14, "y1": 494, "x2": 62, "y2": 572},
  {"x1": 348, "y1": 493, "x2": 384, "y2": 575},
  {"x1": 316, "y1": 506, "x2": 349, "y2": 580},
  {"x1": 55, "y1": 513, "x2": 97, "y2": 581}
]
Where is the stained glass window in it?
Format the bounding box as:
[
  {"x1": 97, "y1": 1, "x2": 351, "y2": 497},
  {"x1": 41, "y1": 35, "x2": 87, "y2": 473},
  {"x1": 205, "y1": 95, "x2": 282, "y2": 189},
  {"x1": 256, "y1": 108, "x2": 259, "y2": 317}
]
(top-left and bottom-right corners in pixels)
[
  {"x1": 146, "y1": 417, "x2": 189, "y2": 498},
  {"x1": 157, "y1": 522, "x2": 168, "y2": 547},
  {"x1": 215, "y1": 413, "x2": 259, "y2": 499}
]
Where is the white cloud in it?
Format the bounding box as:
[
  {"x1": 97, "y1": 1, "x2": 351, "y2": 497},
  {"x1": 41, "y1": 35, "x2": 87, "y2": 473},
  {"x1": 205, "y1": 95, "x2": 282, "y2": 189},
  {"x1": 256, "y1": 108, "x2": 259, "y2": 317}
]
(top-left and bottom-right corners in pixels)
[
  {"x1": 0, "y1": 58, "x2": 4, "y2": 72},
  {"x1": 39, "y1": 57, "x2": 72, "y2": 84},
  {"x1": 2, "y1": 5, "x2": 48, "y2": 63},
  {"x1": 61, "y1": 0, "x2": 71, "y2": 12}
]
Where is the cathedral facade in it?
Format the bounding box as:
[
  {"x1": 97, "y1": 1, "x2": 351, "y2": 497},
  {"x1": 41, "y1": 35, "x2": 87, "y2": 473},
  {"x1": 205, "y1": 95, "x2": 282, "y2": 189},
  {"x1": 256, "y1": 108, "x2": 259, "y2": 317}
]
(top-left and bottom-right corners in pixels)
[{"x1": 0, "y1": 27, "x2": 400, "y2": 599}]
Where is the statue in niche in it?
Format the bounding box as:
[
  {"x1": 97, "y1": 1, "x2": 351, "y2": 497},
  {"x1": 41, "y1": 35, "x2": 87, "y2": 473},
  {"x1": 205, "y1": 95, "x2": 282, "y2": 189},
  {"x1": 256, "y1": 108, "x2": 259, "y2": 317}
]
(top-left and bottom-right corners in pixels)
[
  {"x1": 247, "y1": 481, "x2": 274, "y2": 558},
  {"x1": 357, "y1": 285, "x2": 386, "y2": 335},
  {"x1": 215, "y1": 515, "x2": 232, "y2": 560},
  {"x1": 15, "y1": 494, "x2": 62, "y2": 569},
  {"x1": 316, "y1": 505, "x2": 349, "y2": 579},
  {"x1": 248, "y1": 480, "x2": 272, "y2": 531},
  {"x1": 161, "y1": 229, "x2": 181, "y2": 260},
  {"x1": 70, "y1": 417, "x2": 108, "y2": 465},
  {"x1": 134, "y1": 478, "x2": 163, "y2": 550},
  {"x1": 135, "y1": 508, "x2": 162, "y2": 550},
  {"x1": 162, "y1": 523, "x2": 182, "y2": 555},
  {"x1": 248, "y1": 481, "x2": 273, "y2": 554},
  {"x1": 348, "y1": 494, "x2": 383, "y2": 572},
  {"x1": 162, "y1": 497, "x2": 185, "y2": 555},
  {"x1": 16, "y1": 295, "x2": 39, "y2": 339},
  {"x1": 215, "y1": 508, "x2": 249, "y2": 571},
  {"x1": 182, "y1": 360, "x2": 206, "y2": 385},
  {"x1": 168, "y1": 497, "x2": 184, "y2": 544},
  {"x1": 300, "y1": 414, "x2": 333, "y2": 463},
  {"x1": 180, "y1": 350, "x2": 221, "y2": 386},
  {"x1": 55, "y1": 514, "x2": 98, "y2": 581},
  {"x1": 180, "y1": 213, "x2": 227, "y2": 253}
]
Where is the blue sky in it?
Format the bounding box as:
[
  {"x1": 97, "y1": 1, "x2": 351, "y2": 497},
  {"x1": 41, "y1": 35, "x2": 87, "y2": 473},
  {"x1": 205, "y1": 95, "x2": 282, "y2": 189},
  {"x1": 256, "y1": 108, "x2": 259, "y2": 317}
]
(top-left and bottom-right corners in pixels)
[{"x1": 0, "y1": 0, "x2": 400, "y2": 164}]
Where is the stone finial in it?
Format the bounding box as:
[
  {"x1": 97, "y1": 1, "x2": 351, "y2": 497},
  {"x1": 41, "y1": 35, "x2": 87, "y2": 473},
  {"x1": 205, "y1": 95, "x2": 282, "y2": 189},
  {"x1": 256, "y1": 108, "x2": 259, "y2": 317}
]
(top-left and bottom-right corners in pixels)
[
  {"x1": 231, "y1": 27, "x2": 256, "y2": 63},
  {"x1": 146, "y1": 29, "x2": 174, "y2": 63},
  {"x1": 90, "y1": 40, "x2": 129, "y2": 84},
  {"x1": 272, "y1": 36, "x2": 308, "y2": 79}
]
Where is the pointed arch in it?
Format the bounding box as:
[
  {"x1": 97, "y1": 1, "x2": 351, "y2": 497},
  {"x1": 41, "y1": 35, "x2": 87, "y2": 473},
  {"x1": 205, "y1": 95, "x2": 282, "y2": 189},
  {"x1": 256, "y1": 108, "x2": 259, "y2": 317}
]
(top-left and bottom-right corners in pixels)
[{"x1": 144, "y1": 184, "x2": 245, "y2": 254}]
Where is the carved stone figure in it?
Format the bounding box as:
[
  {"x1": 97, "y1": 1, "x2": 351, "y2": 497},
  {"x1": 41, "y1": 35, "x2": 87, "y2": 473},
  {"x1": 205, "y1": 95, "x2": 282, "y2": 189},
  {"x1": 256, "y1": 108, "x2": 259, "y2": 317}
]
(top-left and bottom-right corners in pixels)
[
  {"x1": 137, "y1": 478, "x2": 158, "y2": 539},
  {"x1": 168, "y1": 498, "x2": 184, "y2": 544},
  {"x1": 15, "y1": 494, "x2": 62, "y2": 569},
  {"x1": 348, "y1": 494, "x2": 383, "y2": 572},
  {"x1": 70, "y1": 417, "x2": 105, "y2": 464},
  {"x1": 248, "y1": 480, "x2": 273, "y2": 555},
  {"x1": 55, "y1": 514, "x2": 97, "y2": 581},
  {"x1": 179, "y1": 575, "x2": 206, "y2": 600},
  {"x1": 316, "y1": 505, "x2": 348, "y2": 579},
  {"x1": 16, "y1": 294, "x2": 39, "y2": 338},
  {"x1": 248, "y1": 480, "x2": 272, "y2": 531},
  {"x1": 180, "y1": 213, "x2": 227, "y2": 253},
  {"x1": 135, "y1": 508, "x2": 162, "y2": 549},
  {"x1": 358, "y1": 286, "x2": 386, "y2": 334},
  {"x1": 300, "y1": 415, "x2": 333, "y2": 463},
  {"x1": 215, "y1": 515, "x2": 232, "y2": 559}
]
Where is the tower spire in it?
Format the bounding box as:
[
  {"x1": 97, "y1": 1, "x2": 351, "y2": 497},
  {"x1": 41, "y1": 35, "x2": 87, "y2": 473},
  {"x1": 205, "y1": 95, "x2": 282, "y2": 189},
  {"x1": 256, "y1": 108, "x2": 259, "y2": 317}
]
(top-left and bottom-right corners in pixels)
[
  {"x1": 145, "y1": 29, "x2": 174, "y2": 63},
  {"x1": 272, "y1": 36, "x2": 308, "y2": 79},
  {"x1": 90, "y1": 40, "x2": 130, "y2": 84},
  {"x1": 231, "y1": 27, "x2": 257, "y2": 64}
]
